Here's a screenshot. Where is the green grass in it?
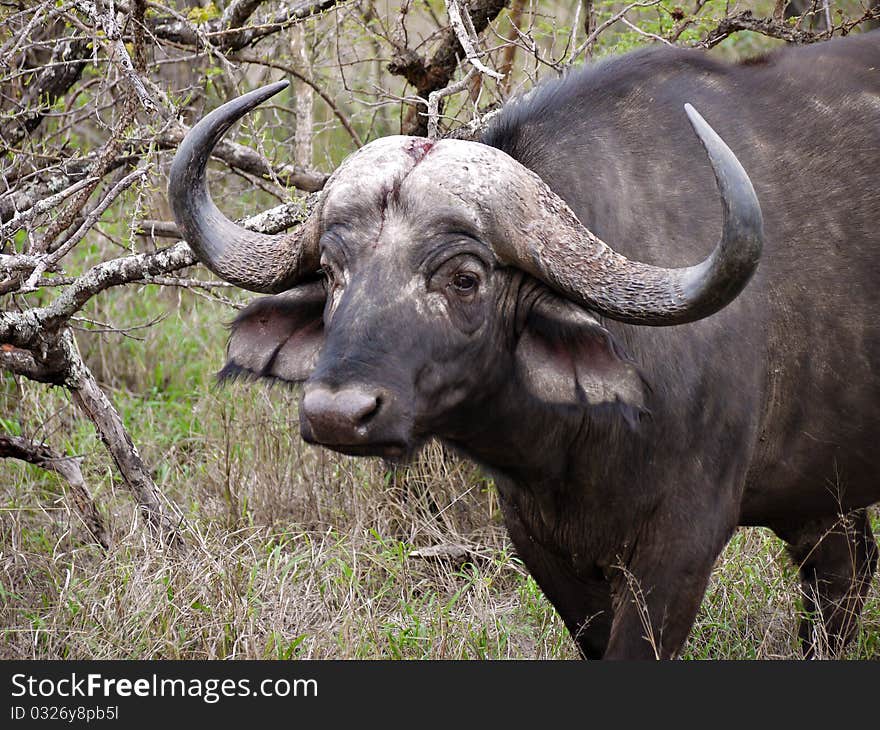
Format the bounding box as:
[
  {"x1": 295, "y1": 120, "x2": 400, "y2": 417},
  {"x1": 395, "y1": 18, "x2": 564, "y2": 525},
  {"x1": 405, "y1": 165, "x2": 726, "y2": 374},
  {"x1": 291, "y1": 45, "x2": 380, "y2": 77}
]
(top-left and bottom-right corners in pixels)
[{"x1": 2, "y1": 278, "x2": 878, "y2": 659}]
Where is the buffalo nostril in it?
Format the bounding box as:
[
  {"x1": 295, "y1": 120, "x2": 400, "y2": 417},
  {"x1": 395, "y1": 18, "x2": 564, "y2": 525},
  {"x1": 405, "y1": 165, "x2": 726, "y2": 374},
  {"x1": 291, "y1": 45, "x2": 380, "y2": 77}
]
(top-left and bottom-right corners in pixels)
[
  {"x1": 346, "y1": 391, "x2": 381, "y2": 425},
  {"x1": 302, "y1": 386, "x2": 383, "y2": 443}
]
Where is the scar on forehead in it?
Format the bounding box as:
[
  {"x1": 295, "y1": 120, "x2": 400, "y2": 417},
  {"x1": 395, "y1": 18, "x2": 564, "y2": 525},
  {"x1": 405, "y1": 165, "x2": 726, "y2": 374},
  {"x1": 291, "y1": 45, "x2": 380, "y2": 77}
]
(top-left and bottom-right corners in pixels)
[
  {"x1": 383, "y1": 138, "x2": 437, "y2": 210},
  {"x1": 404, "y1": 138, "x2": 435, "y2": 164}
]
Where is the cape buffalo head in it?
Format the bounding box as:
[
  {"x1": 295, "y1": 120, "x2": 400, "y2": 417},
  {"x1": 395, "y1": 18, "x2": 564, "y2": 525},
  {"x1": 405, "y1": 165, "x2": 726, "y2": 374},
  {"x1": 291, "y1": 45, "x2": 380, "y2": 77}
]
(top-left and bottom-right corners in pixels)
[{"x1": 168, "y1": 81, "x2": 762, "y2": 461}]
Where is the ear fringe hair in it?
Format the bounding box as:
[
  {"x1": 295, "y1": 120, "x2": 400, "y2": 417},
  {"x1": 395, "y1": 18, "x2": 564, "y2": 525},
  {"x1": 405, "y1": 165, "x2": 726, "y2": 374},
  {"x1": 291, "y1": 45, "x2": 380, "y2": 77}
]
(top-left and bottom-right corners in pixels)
[{"x1": 216, "y1": 361, "x2": 301, "y2": 390}]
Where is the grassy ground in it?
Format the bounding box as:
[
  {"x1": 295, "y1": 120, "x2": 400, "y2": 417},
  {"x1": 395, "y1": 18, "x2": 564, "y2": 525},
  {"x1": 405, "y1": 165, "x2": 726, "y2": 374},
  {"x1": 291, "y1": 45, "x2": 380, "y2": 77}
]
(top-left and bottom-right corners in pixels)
[{"x1": 2, "y1": 283, "x2": 878, "y2": 660}]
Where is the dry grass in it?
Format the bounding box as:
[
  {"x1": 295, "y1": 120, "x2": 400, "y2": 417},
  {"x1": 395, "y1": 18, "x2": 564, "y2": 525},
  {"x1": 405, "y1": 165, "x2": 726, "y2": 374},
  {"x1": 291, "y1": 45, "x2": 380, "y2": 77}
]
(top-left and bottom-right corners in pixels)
[
  {"x1": 0, "y1": 380, "x2": 571, "y2": 659},
  {"x1": 2, "y1": 285, "x2": 878, "y2": 659}
]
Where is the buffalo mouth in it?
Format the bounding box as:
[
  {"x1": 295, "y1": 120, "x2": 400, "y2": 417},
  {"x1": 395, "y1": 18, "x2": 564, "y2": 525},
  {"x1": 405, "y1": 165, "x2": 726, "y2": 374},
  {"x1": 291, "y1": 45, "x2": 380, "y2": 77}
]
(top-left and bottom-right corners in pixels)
[{"x1": 301, "y1": 434, "x2": 413, "y2": 462}]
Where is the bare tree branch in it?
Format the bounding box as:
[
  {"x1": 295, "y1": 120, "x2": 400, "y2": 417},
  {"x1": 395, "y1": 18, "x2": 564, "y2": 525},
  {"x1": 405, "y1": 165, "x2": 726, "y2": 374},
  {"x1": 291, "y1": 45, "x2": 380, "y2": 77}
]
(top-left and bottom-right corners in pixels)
[
  {"x1": 148, "y1": 0, "x2": 346, "y2": 52},
  {"x1": 0, "y1": 199, "x2": 314, "y2": 348},
  {"x1": 157, "y1": 123, "x2": 329, "y2": 192},
  {"x1": 388, "y1": 0, "x2": 510, "y2": 136},
  {"x1": 58, "y1": 330, "x2": 182, "y2": 546},
  {"x1": 135, "y1": 220, "x2": 182, "y2": 239},
  {"x1": 568, "y1": 1, "x2": 662, "y2": 64},
  {"x1": 446, "y1": 0, "x2": 503, "y2": 80},
  {"x1": 0, "y1": 343, "x2": 68, "y2": 384},
  {"x1": 232, "y1": 50, "x2": 363, "y2": 147},
  {"x1": 0, "y1": 38, "x2": 90, "y2": 149},
  {"x1": 71, "y1": 0, "x2": 157, "y2": 112},
  {"x1": 291, "y1": 24, "x2": 315, "y2": 168},
  {"x1": 701, "y1": 6, "x2": 880, "y2": 48},
  {"x1": 702, "y1": 8, "x2": 824, "y2": 47},
  {"x1": 21, "y1": 168, "x2": 149, "y2": 291},
  {"x1": 498, "y1": 0, "x2": 525, "y2": 91},
  {"x1": 0, "y1": 434, "x2": 110, "y2": 549},
  {"x1": 0, "y1": 176, "x2": 99, "y2": 241},
  {"x1": 0, "y1": 155, "x2": 136, "y2": 226},
  {"x1": 29, "y1": 101, "x2": 139, "y2": 257},
  {"x1": 428, "y1": 67, "x2": 476, "y2": 139}
]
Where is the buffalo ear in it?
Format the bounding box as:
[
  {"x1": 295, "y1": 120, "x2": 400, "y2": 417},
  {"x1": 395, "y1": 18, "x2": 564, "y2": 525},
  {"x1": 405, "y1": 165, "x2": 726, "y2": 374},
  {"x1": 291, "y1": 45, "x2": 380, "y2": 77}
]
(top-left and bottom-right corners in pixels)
[
  {"x1": 515, "y1": 295, "x2": 648, "y2": 422},
  {"x1": 219, "y1": 281, "x2": 326, "y2": 384}
]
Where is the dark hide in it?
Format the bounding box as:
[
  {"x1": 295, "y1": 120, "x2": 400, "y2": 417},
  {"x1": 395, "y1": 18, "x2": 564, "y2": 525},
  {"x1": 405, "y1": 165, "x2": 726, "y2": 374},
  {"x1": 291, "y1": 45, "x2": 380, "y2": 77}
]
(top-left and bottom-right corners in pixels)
[{"x1": 224, "y1": 33, "x2": 880, "y2": 658}]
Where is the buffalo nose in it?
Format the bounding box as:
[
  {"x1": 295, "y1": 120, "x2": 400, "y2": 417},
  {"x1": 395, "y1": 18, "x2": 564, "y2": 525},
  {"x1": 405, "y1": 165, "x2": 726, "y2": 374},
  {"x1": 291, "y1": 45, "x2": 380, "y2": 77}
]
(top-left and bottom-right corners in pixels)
[{"x1": 302, "y1": 386, "x2": 381, "y2": 444}]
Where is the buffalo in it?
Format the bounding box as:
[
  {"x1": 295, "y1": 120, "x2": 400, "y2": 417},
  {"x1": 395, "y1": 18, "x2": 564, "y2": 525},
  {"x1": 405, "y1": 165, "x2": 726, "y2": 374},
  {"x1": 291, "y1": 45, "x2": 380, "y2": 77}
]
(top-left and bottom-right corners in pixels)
[{"x1": 169, "y1": 31, "x2": 880, "y2": 659}]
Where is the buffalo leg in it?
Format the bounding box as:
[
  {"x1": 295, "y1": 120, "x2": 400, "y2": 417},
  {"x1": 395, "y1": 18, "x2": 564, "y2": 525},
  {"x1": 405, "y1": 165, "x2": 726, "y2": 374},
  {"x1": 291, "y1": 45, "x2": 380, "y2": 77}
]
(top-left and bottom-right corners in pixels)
[
  {"x1": 602, "y1": 524, "x2": 727, "y2": 659},
  {"x1": 499, "y1": 495, "x2": 613, "y2": 659},
  {"x1": 778, "y1": 509, "x2": 878, "y2": 658}
]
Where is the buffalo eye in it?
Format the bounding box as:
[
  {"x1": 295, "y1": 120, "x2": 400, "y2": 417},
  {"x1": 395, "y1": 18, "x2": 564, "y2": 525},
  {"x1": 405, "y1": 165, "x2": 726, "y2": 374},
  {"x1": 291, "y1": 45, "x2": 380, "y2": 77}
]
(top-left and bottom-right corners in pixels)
[
  {"x1": 450, "y1": 272, "x2": 479, "y2": 295},
  {"x1": 319, "y1": 252, "x2": 342, "y2": 291}
]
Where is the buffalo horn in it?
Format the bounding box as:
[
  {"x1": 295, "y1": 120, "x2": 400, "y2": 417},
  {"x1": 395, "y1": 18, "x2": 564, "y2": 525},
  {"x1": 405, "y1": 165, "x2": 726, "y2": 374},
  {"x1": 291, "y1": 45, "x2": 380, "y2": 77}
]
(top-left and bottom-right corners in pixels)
[
  {"x1": 168, "y1": 81, "x2": 320, "y2": 293},
  {"x1": 487, "y1": 104, "x2": 763, "y2": 325}
]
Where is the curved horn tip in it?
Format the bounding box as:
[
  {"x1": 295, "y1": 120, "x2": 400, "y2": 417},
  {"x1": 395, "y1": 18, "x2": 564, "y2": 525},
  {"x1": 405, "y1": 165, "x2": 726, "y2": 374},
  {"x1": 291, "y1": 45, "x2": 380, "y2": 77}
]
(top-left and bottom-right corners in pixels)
[
  {"x1": 677, "y1": 102, "x2": 764, "y2": 319},
  {"x1": 244, "y1": 79, "x2": 291, "y2": 103},
  {"x1": 683, "y1": 102, "x2": 763, "y2": 234},
  {"x1": 683, "y1": 103, "x2": 736, "y2": 170},
  {"x1": 169, "y1": 79, "x2": 291, "y2": 187},
  {"x1": 683, "y1": 103, "x2": 753, "y2": 191},
  {"x1": 167, "y1": 78, "x2": 320, "y2": 293},
  {"x1": 207, "y1": 80, "x2": 291, "y2": 126},
  {"x1": 683, "y1": 102, "x2": 705, "y2": 134},
  {"x1": 683, "y1": 103, "x2": 725, "y2": 148}
]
